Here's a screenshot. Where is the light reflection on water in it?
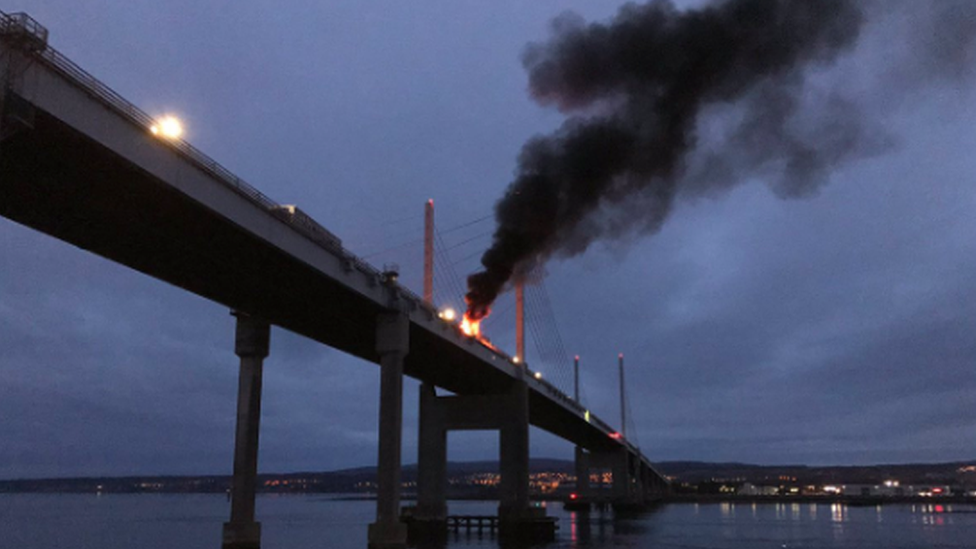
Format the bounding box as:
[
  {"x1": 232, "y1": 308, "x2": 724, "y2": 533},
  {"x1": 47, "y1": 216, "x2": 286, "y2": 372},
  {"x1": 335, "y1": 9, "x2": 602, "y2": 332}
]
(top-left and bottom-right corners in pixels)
[{"x1": 1, "y1": 495, "x2": 976, "y2": 549}]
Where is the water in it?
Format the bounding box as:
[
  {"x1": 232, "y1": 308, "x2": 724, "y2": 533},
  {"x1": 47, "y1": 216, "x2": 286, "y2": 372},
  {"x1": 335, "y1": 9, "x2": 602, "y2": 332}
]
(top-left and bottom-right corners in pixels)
[{"x1": 1, "y1": 495, "x2": 974, "y2": 548}]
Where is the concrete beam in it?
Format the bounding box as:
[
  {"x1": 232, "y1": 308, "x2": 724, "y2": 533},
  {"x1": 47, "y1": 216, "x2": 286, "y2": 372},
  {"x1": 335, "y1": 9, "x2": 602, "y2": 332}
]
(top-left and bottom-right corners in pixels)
[{"x1": 439, "y1": 394, "x2": 510, "y2": 431}]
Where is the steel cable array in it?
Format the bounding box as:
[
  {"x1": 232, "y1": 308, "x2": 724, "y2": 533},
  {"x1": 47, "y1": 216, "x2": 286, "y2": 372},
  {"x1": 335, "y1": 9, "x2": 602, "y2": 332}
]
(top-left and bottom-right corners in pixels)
[{"x1": 352, "y1": 207, "x2": 592, "y2": 410}]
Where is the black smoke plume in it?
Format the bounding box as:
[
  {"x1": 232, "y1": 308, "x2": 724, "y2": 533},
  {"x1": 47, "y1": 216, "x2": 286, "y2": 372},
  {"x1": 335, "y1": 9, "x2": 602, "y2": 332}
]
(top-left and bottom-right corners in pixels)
[{"x1": 465, "y1": 0, "x2": 866, "y2": 320}]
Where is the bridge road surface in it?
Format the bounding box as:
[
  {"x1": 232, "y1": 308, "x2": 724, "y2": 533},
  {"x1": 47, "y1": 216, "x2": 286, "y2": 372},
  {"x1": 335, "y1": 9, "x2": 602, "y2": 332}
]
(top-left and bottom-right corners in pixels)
[{"x1": 0, "y1": 30, "x2": 665, "y2": 479}]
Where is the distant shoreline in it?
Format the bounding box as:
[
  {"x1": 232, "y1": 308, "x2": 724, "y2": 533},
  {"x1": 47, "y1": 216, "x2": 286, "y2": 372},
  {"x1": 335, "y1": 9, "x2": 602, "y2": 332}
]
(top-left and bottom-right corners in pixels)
[
  {"x1": 3, "y1": 491, "x2": 976, "y2": 508},
  {"x1": 4, "y1": 457, "x2": 976, "y2": 501}
]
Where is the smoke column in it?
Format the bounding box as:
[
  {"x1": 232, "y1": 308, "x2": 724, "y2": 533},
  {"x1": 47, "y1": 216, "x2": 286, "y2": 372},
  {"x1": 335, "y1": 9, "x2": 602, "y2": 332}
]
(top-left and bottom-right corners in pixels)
[{"x1": 465, "y1": 0, "x2": 865, "y2": 320}]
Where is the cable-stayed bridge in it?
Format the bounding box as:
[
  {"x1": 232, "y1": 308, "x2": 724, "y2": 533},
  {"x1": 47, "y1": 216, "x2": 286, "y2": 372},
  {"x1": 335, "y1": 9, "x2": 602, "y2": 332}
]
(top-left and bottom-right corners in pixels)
[{"x1": 0, "y1": 12, "x2": 668, "y2": 549}]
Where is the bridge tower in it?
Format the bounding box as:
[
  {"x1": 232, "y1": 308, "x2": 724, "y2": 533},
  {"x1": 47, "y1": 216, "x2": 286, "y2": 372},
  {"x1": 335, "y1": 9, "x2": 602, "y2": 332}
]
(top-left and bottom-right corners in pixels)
[
  {"x1": 574, "y1": 355, "x2": 580, "y2": 402},
  {"x1": 619, "y1": 353, "x2": 626, "y2": 440},
  {"x1": 423, "y1": 199, "x2": 433, "y2": 305},
  {"x1": 515, "y1": 281, "x2": 525, "y2": 362}
]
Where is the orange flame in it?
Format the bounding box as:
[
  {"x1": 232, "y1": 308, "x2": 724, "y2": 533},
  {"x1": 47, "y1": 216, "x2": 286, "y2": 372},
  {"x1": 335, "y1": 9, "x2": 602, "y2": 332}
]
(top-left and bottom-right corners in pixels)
[
  {"x1": 459, "y1": 310, "x2": 502, "y2": 352},
  {"x1": 460, "y1": 313, "x2": 482, "y2": 338}
]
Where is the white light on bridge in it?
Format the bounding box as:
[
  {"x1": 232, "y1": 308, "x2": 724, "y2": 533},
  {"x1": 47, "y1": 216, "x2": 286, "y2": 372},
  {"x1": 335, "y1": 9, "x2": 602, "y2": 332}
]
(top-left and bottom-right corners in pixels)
[
  {"x1": 438, "y1": 307, "x2": 457, "y2": 322},
  {"x1": 512, "y1": 356, "x2": 520, "y2": 364},
  {"x1": 150, "y1": 116, "x2": 183, "y2": 139},
  {"x1": 533, "y1": 371, "x2": 542, "y2": 380}
]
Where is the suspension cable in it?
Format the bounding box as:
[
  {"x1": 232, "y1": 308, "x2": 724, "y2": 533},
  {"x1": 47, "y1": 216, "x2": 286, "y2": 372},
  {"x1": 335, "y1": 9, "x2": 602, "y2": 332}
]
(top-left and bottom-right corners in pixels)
[{"x1": 438, "y1": 213, "x2": 493, "y2": 235}]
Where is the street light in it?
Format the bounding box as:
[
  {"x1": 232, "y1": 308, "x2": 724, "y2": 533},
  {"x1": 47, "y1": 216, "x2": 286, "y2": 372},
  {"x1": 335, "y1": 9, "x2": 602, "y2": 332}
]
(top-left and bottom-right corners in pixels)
[{"x1": 150, "y1": 115, "x2": 183, "y2": 139}]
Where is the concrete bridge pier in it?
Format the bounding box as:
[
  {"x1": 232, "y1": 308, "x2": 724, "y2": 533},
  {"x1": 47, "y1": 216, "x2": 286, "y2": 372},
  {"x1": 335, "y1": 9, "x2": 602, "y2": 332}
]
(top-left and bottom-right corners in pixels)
[
  {"x1": 496, "y1": 377, "x2": 554, "y2": 540},
  {"x1": 564, "y1": 446, "x2": 592, "y2": 511},
  {"x1": 368, "y1": 312, "x2": 410, "y2": 549},
  {"x1": 611, "y1": 448, "x2": 633, "y2": 503},
  {"x1": 412, "y1": 383, "x2": 447, "y2": 535},
  {"x1": 574, "y1": 446, "x2": 590, "y2": 497},
  {"x1": 578, "y1": 447, "x2": 641, "y2": 510},
  {"x1": 222, "y1": 312, "x2": 271, "y2": 549},
  {"x1": 632, "y1": 455, "x2": 644, "y2": 501},
  {"x1": 642, "y1": 463, "x2": 669, "y2": 502},
  {"x1": 498, "y1": 377, "x2": 530, "y2": 523},
  {"x1": 407, "y1": 376, "x2": 553, "y2": 541},
  {"x1": 643, "y1": 463, "x2": 656, "y2": 502}
]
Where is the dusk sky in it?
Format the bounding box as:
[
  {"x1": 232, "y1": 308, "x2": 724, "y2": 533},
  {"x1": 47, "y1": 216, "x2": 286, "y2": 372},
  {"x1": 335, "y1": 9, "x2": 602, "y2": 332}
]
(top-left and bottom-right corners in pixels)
[{"x1": 2, "y1": 0, "x2": 975, "y2": 479}]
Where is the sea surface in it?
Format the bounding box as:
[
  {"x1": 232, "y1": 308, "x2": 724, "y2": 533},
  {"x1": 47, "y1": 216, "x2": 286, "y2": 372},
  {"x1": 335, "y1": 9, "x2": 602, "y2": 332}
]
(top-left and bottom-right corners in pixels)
[{"x1": 1, "y1": 494, "x2": 975, "y2": 548}]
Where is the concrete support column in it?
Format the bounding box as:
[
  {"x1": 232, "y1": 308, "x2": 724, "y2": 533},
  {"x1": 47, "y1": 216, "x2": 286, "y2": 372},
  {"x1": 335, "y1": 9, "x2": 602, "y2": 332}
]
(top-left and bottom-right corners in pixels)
[
  {"x1": 635, "y1": 462, "x2": 644, "y2": 502},
  {"x1": 612, "y1": 448, "x2": 630, "y2": 501},
  {"x1": 368, "y1": 312, "x2": 409, "y2": 549},
  {"x1": 642, "y1": 465, "x2": 651, "y2": 501},
  {"x1": 498, "y1": 378, "x2": 530, "y2": 520},
  {"x1": 416, "y1": 383, "x2": 447, "y2": 522},
  {"x1": 633, "y1": 458, "x2": 644, "y2": 503},
  {"x1": 222, "y1": 312, "x2": 270, "y2": 549},
  {"x1": 574, "y1": 446, "x2": 590, "y2": 498}
]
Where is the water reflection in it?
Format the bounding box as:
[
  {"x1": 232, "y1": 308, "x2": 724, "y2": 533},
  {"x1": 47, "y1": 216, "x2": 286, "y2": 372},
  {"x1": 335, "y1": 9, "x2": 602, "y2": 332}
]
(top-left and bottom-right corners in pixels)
[
  {"x1": 5, "y1": 495, "x2": 976, "y2": 549},
  {"x1": 720, "y1": 502, "x2": 734, "y2": 519},
  {"x1": 829, "y1": 502, "x2": 846, "y2": 542},
  {"x1": 914, "y1": 503, "x2": 955, "y2": 527},
  {"x1": 831, "y1": 502, "x2": 846, "y2": 523},
  {"x1": 568, "y1": 511, "x2": 591, "y2": 546}
]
